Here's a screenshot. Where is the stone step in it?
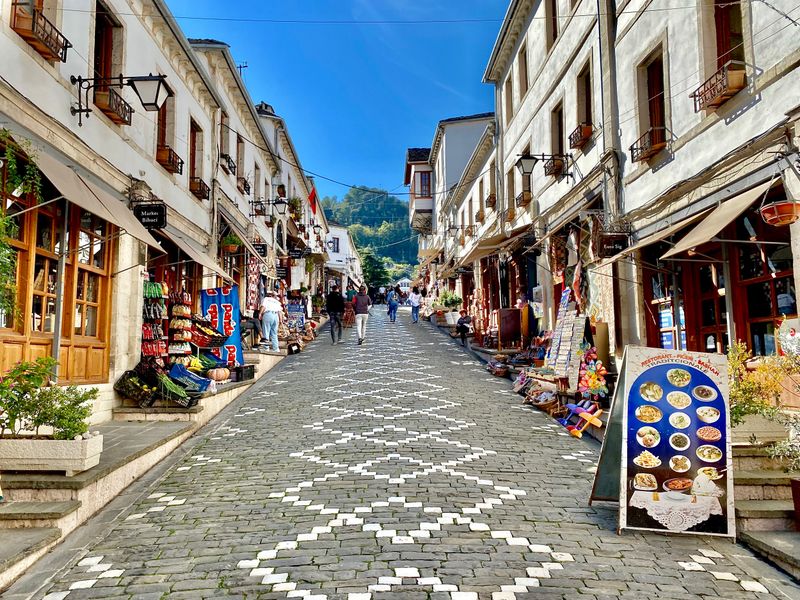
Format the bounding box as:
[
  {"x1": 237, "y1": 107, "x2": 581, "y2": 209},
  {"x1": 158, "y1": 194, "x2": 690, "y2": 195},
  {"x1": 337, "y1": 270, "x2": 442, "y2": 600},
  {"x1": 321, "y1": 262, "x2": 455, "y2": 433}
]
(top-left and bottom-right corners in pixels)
[
  {"x1": 732, "y1": 445, "x2": 789, "y2": 471},
  {"x1": 0, "y1": 527, "x2": 61, "y2": 591},
  {"x1": 739, "y1": 530, "x2": 800, "y2": 580},
  {"x1": 733, "y1": 470, "x2": 797, "y2": 501},
  {"x1": 0, "y1": 501, "x2": 81, "y2": 529},
  {"x1": 735, "y1": 500, "x2": 796, "y2": 532}
]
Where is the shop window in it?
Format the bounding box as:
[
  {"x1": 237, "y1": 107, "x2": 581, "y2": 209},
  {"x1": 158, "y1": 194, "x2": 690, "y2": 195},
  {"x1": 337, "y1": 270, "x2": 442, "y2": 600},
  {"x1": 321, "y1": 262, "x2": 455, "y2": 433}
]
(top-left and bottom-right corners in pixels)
[
  {"x1": 517, "y1": 42, "x2": 529, "y2": 97},
  {"x1": 77, "y1": 210, "x2": 105, "y2": 269}
]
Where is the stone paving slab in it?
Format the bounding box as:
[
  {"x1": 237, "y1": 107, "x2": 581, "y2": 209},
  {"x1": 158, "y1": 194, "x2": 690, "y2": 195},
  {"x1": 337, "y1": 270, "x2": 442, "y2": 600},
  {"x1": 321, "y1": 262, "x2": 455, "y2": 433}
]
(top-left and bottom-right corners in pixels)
[{"x1": 18, "y1": 308, "x2": 800, "y2": 600}]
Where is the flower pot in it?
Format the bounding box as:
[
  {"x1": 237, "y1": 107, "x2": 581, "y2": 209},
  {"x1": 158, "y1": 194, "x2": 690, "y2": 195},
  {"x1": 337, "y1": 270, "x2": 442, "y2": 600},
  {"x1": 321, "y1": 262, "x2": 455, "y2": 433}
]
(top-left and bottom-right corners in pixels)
[
  {"x1": 0, "y1": 434, "x2": 103, "y2": 476},
  {"x1": 760, "y1": 200, "x2": 800, "y2": 226},
  {"x1": 222, "y1": 244, "x2": 239, "y2": 254},
  {"x1": 792, "y1": 479, "x2": 800, "y2": 531}
]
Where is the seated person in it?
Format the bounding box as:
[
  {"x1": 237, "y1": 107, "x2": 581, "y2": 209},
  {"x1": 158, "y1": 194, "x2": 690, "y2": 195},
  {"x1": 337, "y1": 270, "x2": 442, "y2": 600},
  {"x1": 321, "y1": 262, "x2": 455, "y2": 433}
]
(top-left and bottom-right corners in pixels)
[
  {"x1": 240, "y1": 310, "x2": 267, "y2": 346},
  {"x1": 456, "y1": 309, "x2": 472, "y2": 346}
]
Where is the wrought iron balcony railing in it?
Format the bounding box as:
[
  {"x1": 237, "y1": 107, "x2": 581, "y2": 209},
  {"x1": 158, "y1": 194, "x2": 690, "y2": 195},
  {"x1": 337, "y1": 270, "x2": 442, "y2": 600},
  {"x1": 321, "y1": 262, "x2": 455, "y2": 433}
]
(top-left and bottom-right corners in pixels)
[
  {"x1": 220, "y1": 153, "x2": 236, "y2": 175},
  {"x1": 569, "y1": 123, "x2": 593, "y2": 149},
  {"x1": 94, "y1": 87, "x2": 133, "y2": 126},
  {"x1": 515, "y1": 190, "x2": 532, "y2": 208},
  {"x1": 156, "y1": 145, "x2": 184, "y2": 174},
  {"x1": 543, "y1": 157, "x2": 565, "y2": 177},
  {"x1": 11, "y1": 4, "x2": 71, "y2": 62},
  {"x1": 190, "y1": 177, "x2": 210, "y2": 200},
  {"x1": 690, "y1": 61, "x2": 746, "y2": 112},
  {"x1": 630, "y1": 127, "x2": 667, "y2": 163}
]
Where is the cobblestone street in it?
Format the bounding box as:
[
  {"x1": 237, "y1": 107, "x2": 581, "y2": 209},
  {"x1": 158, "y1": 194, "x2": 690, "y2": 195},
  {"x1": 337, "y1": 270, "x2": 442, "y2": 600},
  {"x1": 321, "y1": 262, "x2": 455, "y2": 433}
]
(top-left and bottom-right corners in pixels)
[{"x1": 19, "y1": 309, "x2": 800, "y2": 600}]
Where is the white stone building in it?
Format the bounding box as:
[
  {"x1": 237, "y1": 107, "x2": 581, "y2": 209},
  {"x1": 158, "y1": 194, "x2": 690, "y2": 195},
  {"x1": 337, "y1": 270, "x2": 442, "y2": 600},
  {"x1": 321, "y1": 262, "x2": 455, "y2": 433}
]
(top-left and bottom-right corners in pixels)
[{"x1": 325, "y1": 223, "x2": 363, "y2": 291}]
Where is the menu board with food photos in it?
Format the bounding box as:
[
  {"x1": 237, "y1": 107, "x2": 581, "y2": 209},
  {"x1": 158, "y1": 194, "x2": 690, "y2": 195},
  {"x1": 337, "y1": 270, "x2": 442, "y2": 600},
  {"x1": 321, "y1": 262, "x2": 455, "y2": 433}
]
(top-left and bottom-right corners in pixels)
[{"x1": 620, "y1": 347, "x2": 733, "y2": 536}]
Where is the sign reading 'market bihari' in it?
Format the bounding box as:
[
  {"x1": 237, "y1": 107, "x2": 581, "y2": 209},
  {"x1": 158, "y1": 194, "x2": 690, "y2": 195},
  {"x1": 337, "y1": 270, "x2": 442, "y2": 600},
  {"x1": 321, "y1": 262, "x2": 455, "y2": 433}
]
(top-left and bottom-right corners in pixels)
[{"x1": 591, "y1": 346, "x2": 733, "y2": 537}]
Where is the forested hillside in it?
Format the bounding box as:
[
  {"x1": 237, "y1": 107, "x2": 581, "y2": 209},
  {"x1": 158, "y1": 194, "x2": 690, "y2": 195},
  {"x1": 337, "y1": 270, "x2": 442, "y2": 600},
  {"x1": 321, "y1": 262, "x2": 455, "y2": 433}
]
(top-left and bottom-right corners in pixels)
[{"x1": 322, "y1": 187, "x2": 418, "y2": 272}]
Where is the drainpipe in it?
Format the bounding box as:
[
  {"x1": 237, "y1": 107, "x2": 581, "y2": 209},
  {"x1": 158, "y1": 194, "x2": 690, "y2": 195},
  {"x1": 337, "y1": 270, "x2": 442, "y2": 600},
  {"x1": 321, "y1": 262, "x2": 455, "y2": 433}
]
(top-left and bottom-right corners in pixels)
[{"x1": 495, "y1": 83, "x2": 505, "y2": 237}]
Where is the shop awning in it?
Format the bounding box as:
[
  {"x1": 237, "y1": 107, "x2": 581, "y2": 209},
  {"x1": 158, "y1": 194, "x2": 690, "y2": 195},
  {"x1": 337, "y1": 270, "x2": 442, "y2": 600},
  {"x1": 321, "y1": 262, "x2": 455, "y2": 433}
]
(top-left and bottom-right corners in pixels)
[
  {"x1": 460, "y1": 226, "x2": 530, "y2": 265},
  {"x1": 161, "y1": 227, "x2": 230, "y2": 281},
  {"x1": 661, "y1": 180, "x2": 773, "y2": 259},
  {"x1": 36, "y1": 151, "x2": 162, "y2": 250},
  {"x1": 219, "y1": 210, "x2": 270, "y2": 267},
  {"x1": 599, "y1": 208, "x2": 712, "y2": 267}
]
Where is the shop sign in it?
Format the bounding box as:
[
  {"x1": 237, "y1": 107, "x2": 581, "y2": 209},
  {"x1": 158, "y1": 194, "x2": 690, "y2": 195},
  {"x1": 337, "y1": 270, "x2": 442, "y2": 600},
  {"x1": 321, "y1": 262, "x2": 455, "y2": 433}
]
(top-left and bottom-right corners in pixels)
[
  {"x1": 200, "y1": 285, "x2": 244, "y2": 367},
  {"x1": 276, "y1": 266, "x2": 288, "y2": 279},
  {"x1": 595, "y1": 233, "x2": 629, "y2": 258},
  {"x1": 288, "y1": 248, "x2": 304, "y2": 259},
  {"x1": 133, "y1": 203, "x2": 167, "y2": 230},
  {"x1": 591, "y1": 346, "x2": 733, "y2": 537},
  {"x1": 252, "y1": 243, "x2": 269, "y2": 257}
]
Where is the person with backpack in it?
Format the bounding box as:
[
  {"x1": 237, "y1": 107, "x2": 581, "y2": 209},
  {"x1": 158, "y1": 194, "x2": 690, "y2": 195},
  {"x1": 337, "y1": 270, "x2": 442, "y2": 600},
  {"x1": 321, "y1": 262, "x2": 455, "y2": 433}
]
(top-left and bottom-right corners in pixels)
[
  {"x1": 326, "y1": 284, "x2": 345, "y2": 344},
  {"x1": 353, "y1": 285, "x2": 372, "y2": 345}
]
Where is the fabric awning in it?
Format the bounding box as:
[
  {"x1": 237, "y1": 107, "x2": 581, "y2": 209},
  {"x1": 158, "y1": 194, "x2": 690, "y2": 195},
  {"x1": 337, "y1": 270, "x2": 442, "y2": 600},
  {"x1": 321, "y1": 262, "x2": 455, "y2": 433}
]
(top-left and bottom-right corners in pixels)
[
  {"x1": 161, "y1": 227, "x2": 230, "y2": 281},
  {"x1": 219, "y1": 211, "x2": 270, "y2": 267},
  {"x1": 76, "y1": 176, "x2": 163, "y2": 251},
  {"x1": 662, "y1": 180, "x2": 773, "y2": 259},
  {"x1": 460, "y1": 226, "x2": 530, "y2": 265},
  {"x1": 599, "y1": 208, "x2": 712, "y2": 267},
  {"x1": 35, "y1": 151, "x2": 162, "y2": 250}
]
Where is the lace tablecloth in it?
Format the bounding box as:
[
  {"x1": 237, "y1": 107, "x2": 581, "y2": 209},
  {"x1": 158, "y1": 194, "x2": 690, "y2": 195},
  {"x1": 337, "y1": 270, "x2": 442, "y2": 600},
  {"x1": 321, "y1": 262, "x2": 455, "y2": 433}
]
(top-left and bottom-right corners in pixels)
[{"x1": 629, "y1": 491, "x2": 723, "y2": 531}]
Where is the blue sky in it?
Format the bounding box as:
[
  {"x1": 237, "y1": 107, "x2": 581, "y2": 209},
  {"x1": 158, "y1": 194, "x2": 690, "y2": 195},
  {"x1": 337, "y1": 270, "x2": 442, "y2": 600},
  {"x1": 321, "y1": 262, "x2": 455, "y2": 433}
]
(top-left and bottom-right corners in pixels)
[{"x1": 165, "y1": 0, "x2": 508, "y2": 201}]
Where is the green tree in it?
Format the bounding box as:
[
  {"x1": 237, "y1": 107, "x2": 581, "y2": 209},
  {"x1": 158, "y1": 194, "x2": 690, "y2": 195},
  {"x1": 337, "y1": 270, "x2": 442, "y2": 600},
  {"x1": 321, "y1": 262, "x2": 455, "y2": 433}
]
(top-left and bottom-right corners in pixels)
[{"x1": 359, "y1": 247, "x2": 390, "y2": 288}]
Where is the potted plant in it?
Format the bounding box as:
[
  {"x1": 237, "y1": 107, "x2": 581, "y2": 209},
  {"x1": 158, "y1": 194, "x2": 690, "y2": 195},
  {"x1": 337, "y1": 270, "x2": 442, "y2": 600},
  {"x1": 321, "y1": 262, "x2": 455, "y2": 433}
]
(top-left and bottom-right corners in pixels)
[
  {"x1": 220, "y1": 233, "x2": 242, "y2": 254},
  {"x1": 288, "y1": 197, "x2": 302, "y2": 218},
  {"x1": 0, "y1": 357, "x2": 101, "y2": 476}
]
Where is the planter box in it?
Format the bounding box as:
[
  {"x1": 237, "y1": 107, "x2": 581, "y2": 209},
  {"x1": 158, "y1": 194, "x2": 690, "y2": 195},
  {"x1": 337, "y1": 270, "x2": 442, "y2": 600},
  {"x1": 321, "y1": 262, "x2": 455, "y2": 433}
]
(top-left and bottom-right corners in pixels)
[{"x1": 0, "y1": 435, "x2": 103, "y2": 476}]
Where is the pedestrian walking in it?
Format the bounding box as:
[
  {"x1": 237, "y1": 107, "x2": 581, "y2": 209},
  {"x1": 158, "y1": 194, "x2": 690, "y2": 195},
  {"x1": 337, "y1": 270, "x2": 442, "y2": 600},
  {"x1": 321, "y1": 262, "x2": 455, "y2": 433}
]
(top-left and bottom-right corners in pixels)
[
  {"x1": 326, "y1": 284, "x2": 345, "y2": 344},
  {"x1": 386, "y1": 285, "x2": 400, "y2": 323},
  {"x1": 345, "y1": 283, "x2": 357, "y2": 303},
  {"x1": 259, "y1": 290, "x2": 283, "y2": 352},
  {"x1": 353, "y1": 285, "x2": 372, "y2": 345},
  {"x1": 408, "y1": 286, "x2": 422, "y2": 323}
]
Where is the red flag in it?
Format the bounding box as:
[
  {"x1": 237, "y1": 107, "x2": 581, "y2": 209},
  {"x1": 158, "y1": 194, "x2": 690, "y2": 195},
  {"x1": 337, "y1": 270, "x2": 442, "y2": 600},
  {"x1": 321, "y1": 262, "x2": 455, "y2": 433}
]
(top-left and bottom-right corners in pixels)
[{"x1": 308, "y1": 186, "x2": 317, "y2": 215}]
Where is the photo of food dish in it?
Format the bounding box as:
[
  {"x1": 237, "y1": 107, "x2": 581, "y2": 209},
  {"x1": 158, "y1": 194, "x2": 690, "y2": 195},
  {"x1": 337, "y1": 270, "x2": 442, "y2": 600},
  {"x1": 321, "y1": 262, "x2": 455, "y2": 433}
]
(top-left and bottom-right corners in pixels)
[
  {"x1": 697, "y1": 426, "x2": 722, "y2": 442},
  {"x1": 634, "y1": 473, "x2": 658, "y2": 490},
  {"x1": 636, "y1": 405, "x2": 663, "y2": 424},
  {"x1": 692, "y1": 385, "x2": 718, "y2": 402},
  {"x1": 696, "y1": 445, "x2": 723, "y2": 463},
  {"x1": 663, "y1": 477, "x2": 693, "y2": 491},
  {"x1": 670, "y1": 455, "x2": 691, "y2": 473},
  {"x1": 669, "y1": 412, "x2": 691, "y2": 430},
  {"x1": 639, "y1": 381, "x2": 664, "y2": 402},
  {"x1": 698, "y1": 466, "x2": 724, "y2": 480},
  {"x1": 636, "y1": 426, "x2": 660, "y2": 448},
  {"x1": 697, "y1": 406, "x2": 721, "y2": 424},
  {"x1": 666, "y1": 391, "x2": 692, "y2": 409},
  {"x1": 633, "y1": 450, "x2": 662, "y2": 468},
  {"x1": 669, "y1": 432, "x2": 690, "y2": 451},
  {"x1": 666, "y1": 368, "x2": 691, "y2": 387}
]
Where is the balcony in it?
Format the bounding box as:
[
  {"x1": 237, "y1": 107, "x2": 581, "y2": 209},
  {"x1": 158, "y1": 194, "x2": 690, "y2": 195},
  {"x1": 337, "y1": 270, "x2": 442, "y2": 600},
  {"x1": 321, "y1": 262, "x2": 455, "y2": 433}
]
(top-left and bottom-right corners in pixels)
[
  {"x1": 569, "y1": 123, "x2": 593, "y2": 149},
  {"x1": 515, "y1": 190, "x2": 532, "y2": 208},
  {"x1": 94, "y1": 87, "x2": 133, "y2": 126},
  {"x1": 475, "y1": 209, "x2": 485, "y2": 223},
  {"x1": 220, "y1": 153, "x2": 236, "y2": 175},
  {"x1": 190, "y1": 177, "x2": 210, "y2": 200},
  {"x1": 630, "y1": 127, "x2": 667, "y2": 163},
  {"x1": 237, "y1": 177, "x2": 251, "y2": 196},
  {"x1": 410, "y1": 196, "x2": 433, "y2": 234},
  {"x1": 11, "y1": 4, "x2": 71, "y2": 63},
  {"x1": 156, "y1": 145, "x2": 184, "y2": 174},
  {"x1": 464, "y1": 225, "x2": 476, "y2": 237},
  {"x1": 485, "y1": 193, "x2": 497, "y2": 209},
  {"x1": 543, "y1": 157, "x2": 565, "y2": 178},
  {"x1": 690, "y1": 62, "x2": 746, "y2": 112}
]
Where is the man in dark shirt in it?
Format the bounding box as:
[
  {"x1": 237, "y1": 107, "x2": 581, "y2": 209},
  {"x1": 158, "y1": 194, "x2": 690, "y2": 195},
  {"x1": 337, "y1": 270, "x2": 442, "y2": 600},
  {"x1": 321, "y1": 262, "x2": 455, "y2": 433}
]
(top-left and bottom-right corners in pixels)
[
  {"x1": 326, "y1": 285, "x2": 345, "y2": 344},
  {"x1": 456, "y1": 309, "x2": 472, "y2": 346}
]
